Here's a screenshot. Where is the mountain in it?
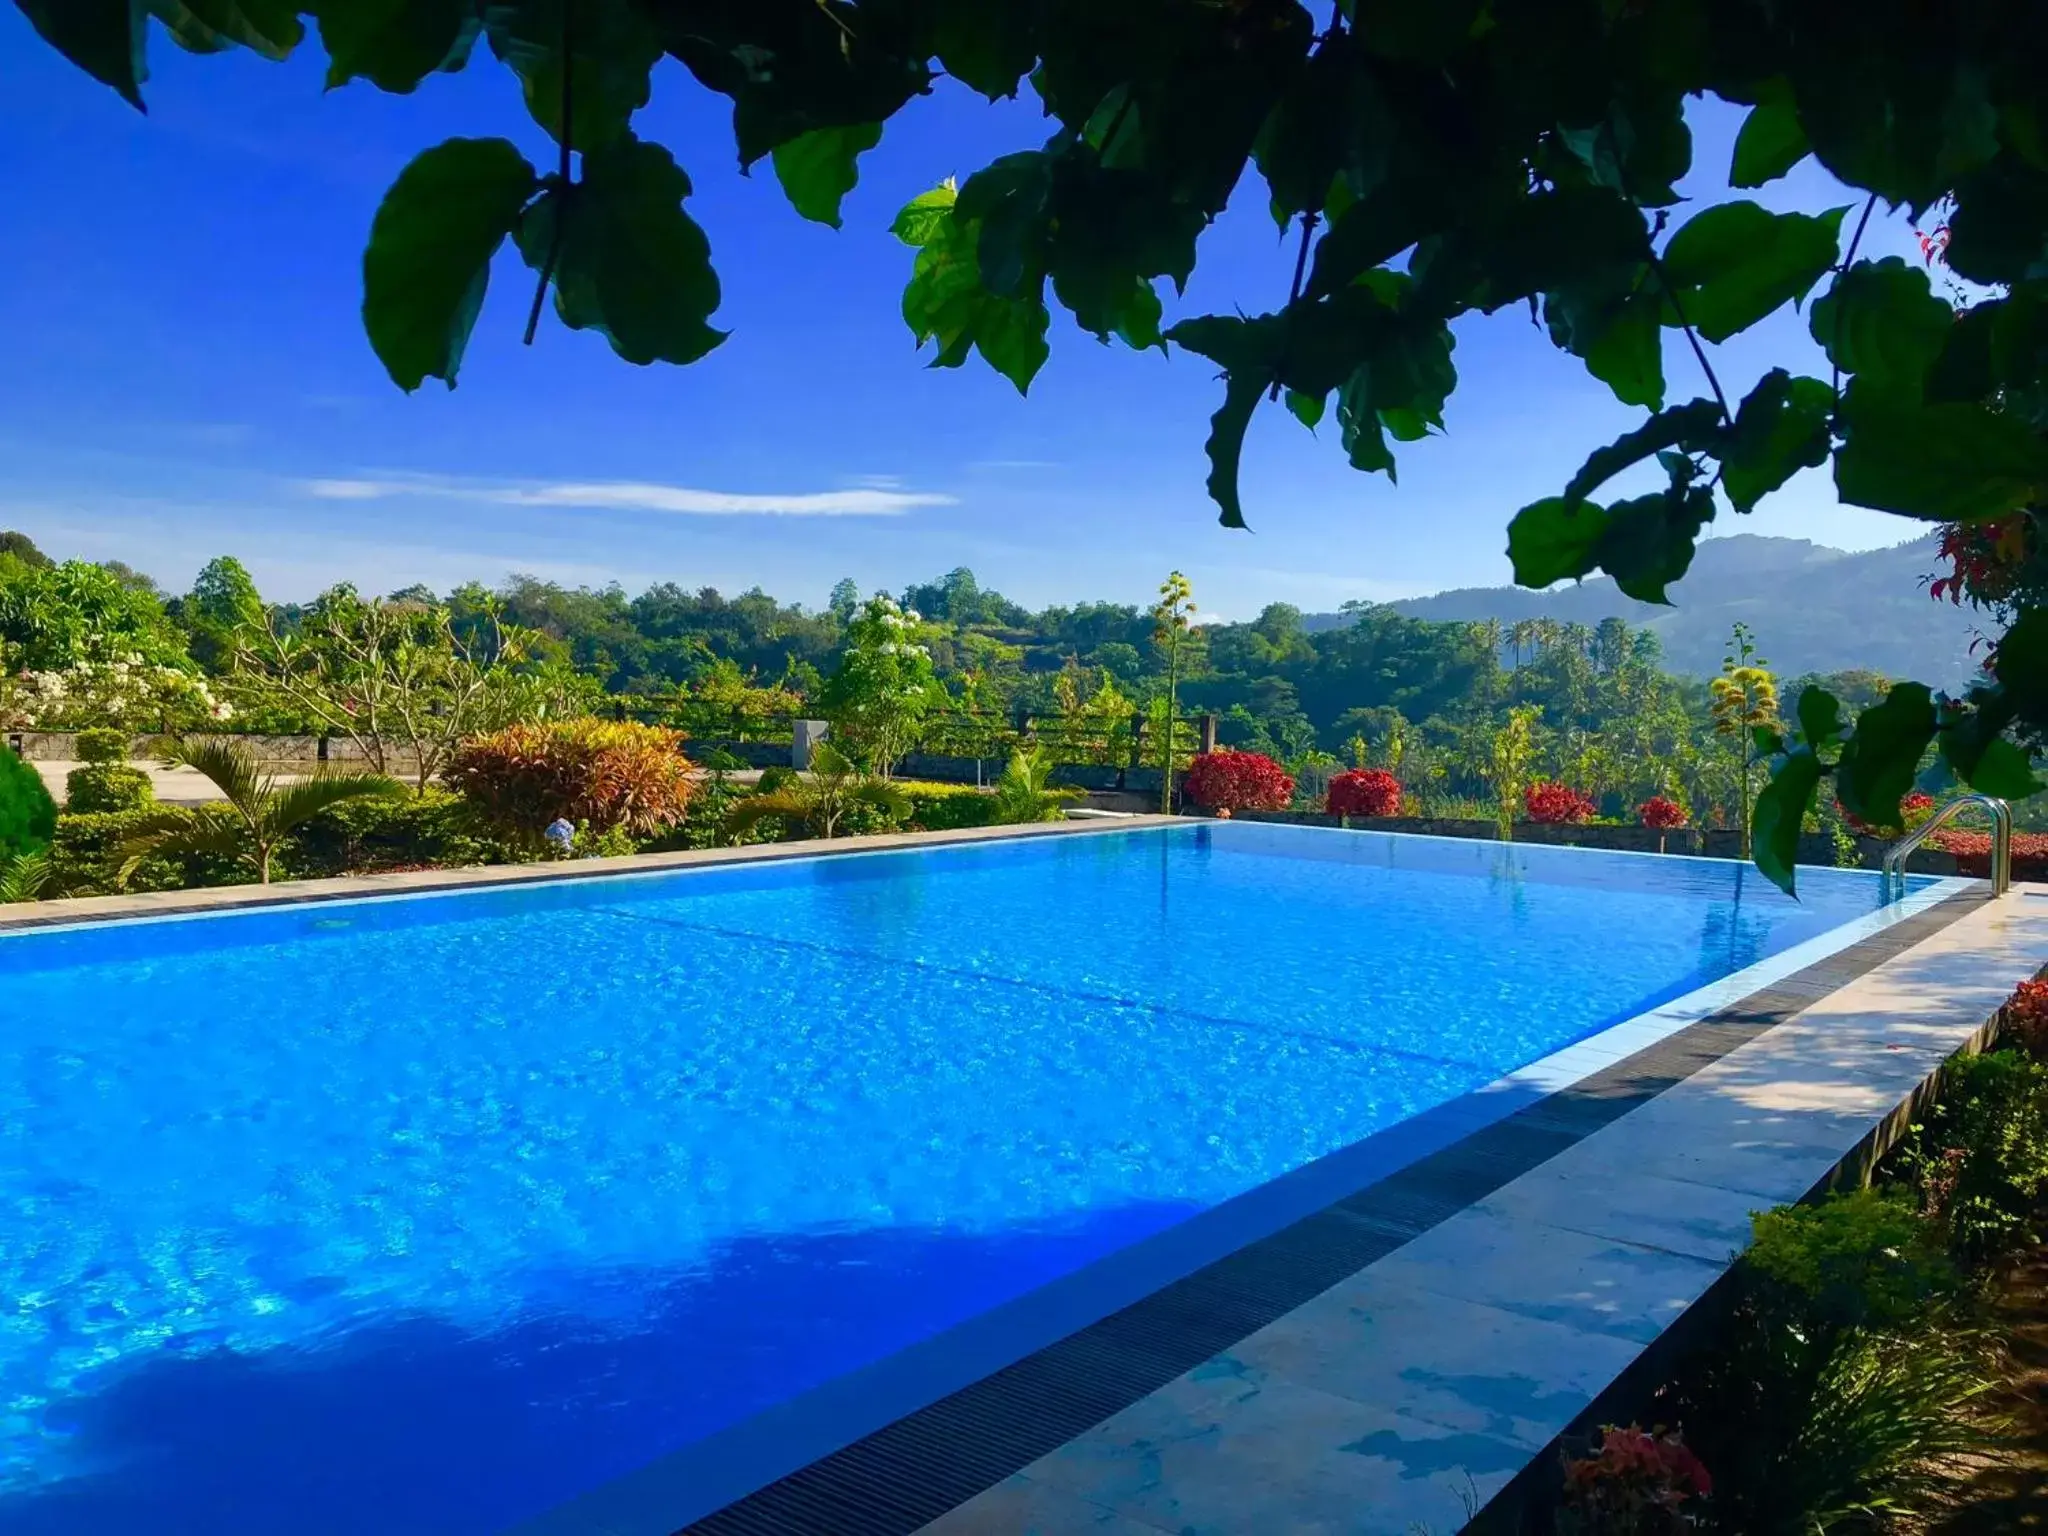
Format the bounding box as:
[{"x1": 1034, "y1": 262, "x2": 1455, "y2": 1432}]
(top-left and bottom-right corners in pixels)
[{"x1": 1318, "y1": 534, "x2": 1987, "y2": 687}]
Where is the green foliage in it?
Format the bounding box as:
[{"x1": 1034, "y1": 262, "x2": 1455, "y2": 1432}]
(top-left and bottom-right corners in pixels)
[
  {"x1": 898, "y1": 780, "x2": 1002, "y2": 832},
  {"x1": 991, "y1": 747, "x2": 1081, "y2": 824},
  {"x1": 816, "y1": 593, "x2": 940, "y2": 774},
  {"x1": 284, "y1": 787, "x2": 528, "y2": 877},
  {"x1": 72, "y1": 727, "x2": 128, "y2": 764},
  {"x1": 27, "y1": 0, "x2": 2048, "y2": 881},
  {"x1": 1900, "y1": 1048, "x2": 2048, "y2": 1263},
  {"x1": 48, "y1": 807, "x2": 243, "y2": 895},
  {"x1": 0, "y1": 746, "x2": 58, "y2": 858},
  {"x1": 363, "y1": 137, "x2": 538, "y2": 391},
  {"x1": 722, "y1": 743, "x2": 911, "y2": 842},
  {"x1": 0, "y1": 847, "x2": 52, "y2": 904},
  {"x1": 116, "y1": 737, "x2": 408, "y2": 885},
  {"x1": 0, "y1": 558, "x2": 188, "y2": 672},
  {"x1": 64, "y1": 763, "x2": 153, "y2": 815},
  {"x1": 1747, "y1": 1189, "x2": 1959, "y2": 1335},
  {"x1": 444, "y1": 717, "x2": 694, "y2": 842}
]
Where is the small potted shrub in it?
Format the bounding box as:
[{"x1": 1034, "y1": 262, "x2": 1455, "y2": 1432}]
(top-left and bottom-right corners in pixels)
[
  {"x1": 1525, "y1": 780, "x2": 1596, "y2": 826},
  {"x1": 1326, "y1": 767, "x2": 1401, "y2": 819},
  {"x1": 1180, "y1": 749, "x2": 1293, "y2": 817}
]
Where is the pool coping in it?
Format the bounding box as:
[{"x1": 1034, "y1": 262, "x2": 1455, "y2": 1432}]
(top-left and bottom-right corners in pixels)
[
  {"x1": 0, "y1": 815, "x2": 1184, "y2": 933},
  {"x1": 498, "y1": 872, "x2": 1985, "y2": 1536}
]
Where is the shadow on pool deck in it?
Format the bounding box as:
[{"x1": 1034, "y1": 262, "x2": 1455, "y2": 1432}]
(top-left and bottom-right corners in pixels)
[{"x1": 0, "y1": 1206, "x2": 1195, "y2": 1536}]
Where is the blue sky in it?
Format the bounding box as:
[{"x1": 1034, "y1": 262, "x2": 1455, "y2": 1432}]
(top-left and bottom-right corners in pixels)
[{"x1": 0, "y1": 12, "x2": 1937, "y2": 620}]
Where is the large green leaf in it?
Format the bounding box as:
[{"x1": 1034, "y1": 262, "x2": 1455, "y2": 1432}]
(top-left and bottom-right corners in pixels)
[
  {"x1": 773, "y1": 123, "x2": 884, "y2": 228},
  {"x1": 1730, "y1": 84, "x2": 1810, "y2": 188},
  {"x1": 523, "y1": 137, "x2": 726, "y2": 367},
  {"x1": 315, "y1": 0, "x2": 478, "y2": 92},
  {"x1": 1659, "y1": 201, "x2": 1849, "y2": 344},
  {"x1": 1834, "y1": 683, "x2": 1937, "y2": 829},
  {"x1": 927, "y1": 1, "x2": 1035, "y2": 99},
  {"x1": 1562, "y1": 400, "x2": 1723, "y2": 506},
  {"x1": 18, "y1": 0, "x2": 146, "y2": 107},
  {"x1": 362, "y1": 138, "x2": 538, "y2": 391},
  {"x1": 1835, "y1": 391, "x2": 2048, "y2": 521},
  {"x1": 1506, "y1": 482, "x2": 1712, "y2": 604},
  {"x1": 1545, "y1": 281, "x2": 1664, "y2": 410},
  {"x1": 484, "y1": 0, "x2": 660, "y2": 149},
  {"x1": 1753, "y1": 748, "x2": 1823, "y2": 896},
  {"x1": 161, "y1": 0, "x2": 302, "y2": 58},
  {"x1": 895, "y1": 181, "x2": 1049, "y2": 394},
  {"x1": 1202, "y1": 373, "x2": 1267, "y2": 529},
  {"x1": 1719, "y1": 370, "x2": 1833, "y2": 512},
  {"x1": 1807, "y1": 257, "x2": 1953, "y2": 402}
]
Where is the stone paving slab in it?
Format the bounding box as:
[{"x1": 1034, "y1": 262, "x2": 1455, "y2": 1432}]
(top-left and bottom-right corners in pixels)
[{"x1": 921, "y1": 892, "x2": 2048, "y2": 1536}]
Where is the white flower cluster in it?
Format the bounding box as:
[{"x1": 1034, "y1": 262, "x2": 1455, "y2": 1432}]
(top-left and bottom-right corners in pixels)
[{"x1": 1, "y1": 651, "x2": 230, "y2": 729}]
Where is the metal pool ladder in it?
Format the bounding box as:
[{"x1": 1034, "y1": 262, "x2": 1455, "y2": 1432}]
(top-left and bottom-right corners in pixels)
[{"x1": 1882, "y1": 793, "x2": 2013, "y2": 897}]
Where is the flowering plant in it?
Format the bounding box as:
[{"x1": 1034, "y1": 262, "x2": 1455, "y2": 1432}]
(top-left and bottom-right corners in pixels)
[
  {"x1": 1181, "y1": 749, "x2": 1293, "y2": 813},
  {"x1": 1837, "y1": 789, "x2": 1935, "y2": 838},
  {"x1": 1638, "y1": 796, "x2": 1687, "y2": 830},
  {"x1": 1525, "y1": 780, "x2": 1595, "y2": 825},
  {"x1": 1559, "y1": 1424, "x2": 1711, "y2": 1533},
  {"x1": 0, "y1": 645, "x2": 230, "y2": 732},
  {"x1": 2001, "y1": 979, "x2": 2048, "y2": 1059},
  {"x1": 1326, "y1": 767, "x2": 1401, "y2": 818}
]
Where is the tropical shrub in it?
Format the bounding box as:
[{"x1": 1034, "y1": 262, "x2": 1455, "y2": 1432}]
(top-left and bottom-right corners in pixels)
[
  {"x1": 1326, "y1": 767, "x2": 1401, "y2": 818},
  {"x1": 1181, "y1": 749, "x2": 1293, "y2": 813},
  {"x1": 116, "y1": 737, "x2": 407, "y2": 885},
  {"x1": 1899, "y1": 1048, "x2": 2048, "y2": 1261},
  {"x1": 73, "y1": 727, "x2": 128, "y2": 764},
  {"x1": 0, "y1": 745, "x2": 57, "y2": 858},
  {"x1": 287, "y1": 787, "x2": 530, "y2": 877},
  {"x1": 1746, "y1": 1189, "x2": 1957, "y2": 1335},
  {"x1": 1525, "y1": 780, "x2": 1596, "y2": 825},
  {"x1": 446, "y1": 718, "x2": 693, "y2": 842},
  {"x1": 1557, "y1": 1424, "x2": 1711, "y2": 1534},
  {"x1": 64, "y1": 762, "x2": 154, "y2": 814},
  {"x1": 899, "y1": 780, "x2": 1001, "y2": 832},
  {"x1": 1838, "y1": 790, "x2": 1936, "y2": 838},
  {"x1": 1662, "y1": 1192, "x2": 1998, "y2": 1534},
  {"x1": 721, "y1": 743, "x2": 909, "y2": 841},
  {"x1": 1639, "y1": 796, "x2": 1688, "y2": 831},
  {"x1": 48, "y1": 808, "x2": 242, "y2": 894},
  {"x1": 992, "y1": 746, "x2": 1082, "y2": 824},
  {"x1": 2000, "y1": 979, "x2": 2048, "y2": 1059}
]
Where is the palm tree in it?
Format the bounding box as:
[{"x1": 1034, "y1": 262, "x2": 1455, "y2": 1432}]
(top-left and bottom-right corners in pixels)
[
  {"x1": 119, "y1": 736, "x2": 406, "y2": 886},
  {"x1": 992, "y1": 746, "x2": 1079, "y2": 824},
  {"x1": 720, "y1": 743, "x2": 911, "y2": 842}
]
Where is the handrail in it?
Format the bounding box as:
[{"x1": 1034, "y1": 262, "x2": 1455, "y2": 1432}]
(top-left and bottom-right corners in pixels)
[{"x1": 1882, "y1": 793, "x2": 2012, "y2": 897}]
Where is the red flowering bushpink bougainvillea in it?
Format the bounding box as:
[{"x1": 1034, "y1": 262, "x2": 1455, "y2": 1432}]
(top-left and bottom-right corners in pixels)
[
  {"x1": 1181, "y1": 750, "x2": 1294, "y2": 814},
  {"x1": 1326, "y1": 767, "x2": 1401, "y2": 818},
  {"x1": 1525, "y1": 780, "x2": 1596, "y2": 825},
  {"x1": 1839, "y1": 790, "x2": 1936, "y2": 838},
  {"x1": 1639, "y1": 796, "x2": 1687, "y2": 831}
]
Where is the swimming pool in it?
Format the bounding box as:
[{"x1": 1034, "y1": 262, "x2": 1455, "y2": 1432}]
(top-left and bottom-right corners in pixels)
[{"x1": 0, "y1": 822, "x2": 1943, "y2": 1534}]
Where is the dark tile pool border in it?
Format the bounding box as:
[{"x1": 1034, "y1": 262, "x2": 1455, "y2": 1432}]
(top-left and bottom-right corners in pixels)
[{"x1": 665, "y1": 889, "x2": 1985, "y2": 1536}]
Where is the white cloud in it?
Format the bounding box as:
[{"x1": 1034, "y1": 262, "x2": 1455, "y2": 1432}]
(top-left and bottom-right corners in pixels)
[{"x1": 298, "y1": 473, "x2": 956, "y2": 517}]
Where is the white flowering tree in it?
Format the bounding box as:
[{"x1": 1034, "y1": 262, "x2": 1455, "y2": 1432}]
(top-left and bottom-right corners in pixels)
[
  {"x1": 816, "y1": 594, "x2": 940, "y2": 777},
  {"x1": 0, "y1": 642, "x2": 231, "y2": 733}
]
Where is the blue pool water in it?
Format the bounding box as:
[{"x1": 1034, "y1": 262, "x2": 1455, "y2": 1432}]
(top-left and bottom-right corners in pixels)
[{"x1": 0, "y1": 823, "x2": 1929, "y2": 1533}]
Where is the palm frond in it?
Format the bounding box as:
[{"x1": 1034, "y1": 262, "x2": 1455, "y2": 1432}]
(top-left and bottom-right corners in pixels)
[
  {"x1": 0, "y1": 850, "x2": 52, "y2": 904},
  {"x1": 720, "y1": 789, "x2": 811, "y2": 839},
  {"x1": 849, "y1": 779, "x2": 913, "y2": 819},
  {"x1": 166, "y1": 735, "x2": 264, "y2": 809},
  {"x1": 114, "y1": 806, "x2": 245, "y2": 886},
  {"x1": 263, "y1": 770, "x2": 407, "y2": 836},
  {"x1": 808, "y1": 742, "x2": 856, "y2": 780}
]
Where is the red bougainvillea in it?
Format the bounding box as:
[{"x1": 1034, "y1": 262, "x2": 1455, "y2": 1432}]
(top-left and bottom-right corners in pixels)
[
  {"x1": 1638, "y1": 796, "x2": 1688, "y2": 830},
  {"x1": 1934, "y1": 829, "x2": 2048, "y2": 884},
  {"x1": 1181, "y1": 750, "x2": 1294, "y2": 813},
  {"x1": 1561, "y1": 1425, "x2": 1712, "y2": 1525},
  {"x1": 2001, "y1": 979, "x2": 2048, "y2": 1057},
  {"x1": 1326, "y1": 767, "x2": 1401, "y2": 818},
  {"x1": 1524, "y1": 780, "x2": 1595, "y2": 825},
  {"x1": 1839, "y1": 790, "x2": 1936, "y2": 837}
]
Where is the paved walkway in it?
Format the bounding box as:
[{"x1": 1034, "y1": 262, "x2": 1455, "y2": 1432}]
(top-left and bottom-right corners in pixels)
[{"x1": 918, "y1": 891, "x2": 2048, "y2": 1534}]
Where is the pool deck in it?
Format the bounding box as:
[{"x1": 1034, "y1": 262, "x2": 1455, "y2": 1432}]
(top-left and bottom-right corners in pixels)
[{"x1": 901, "y1": 886, "x2": 2045, "y2": 1536}]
